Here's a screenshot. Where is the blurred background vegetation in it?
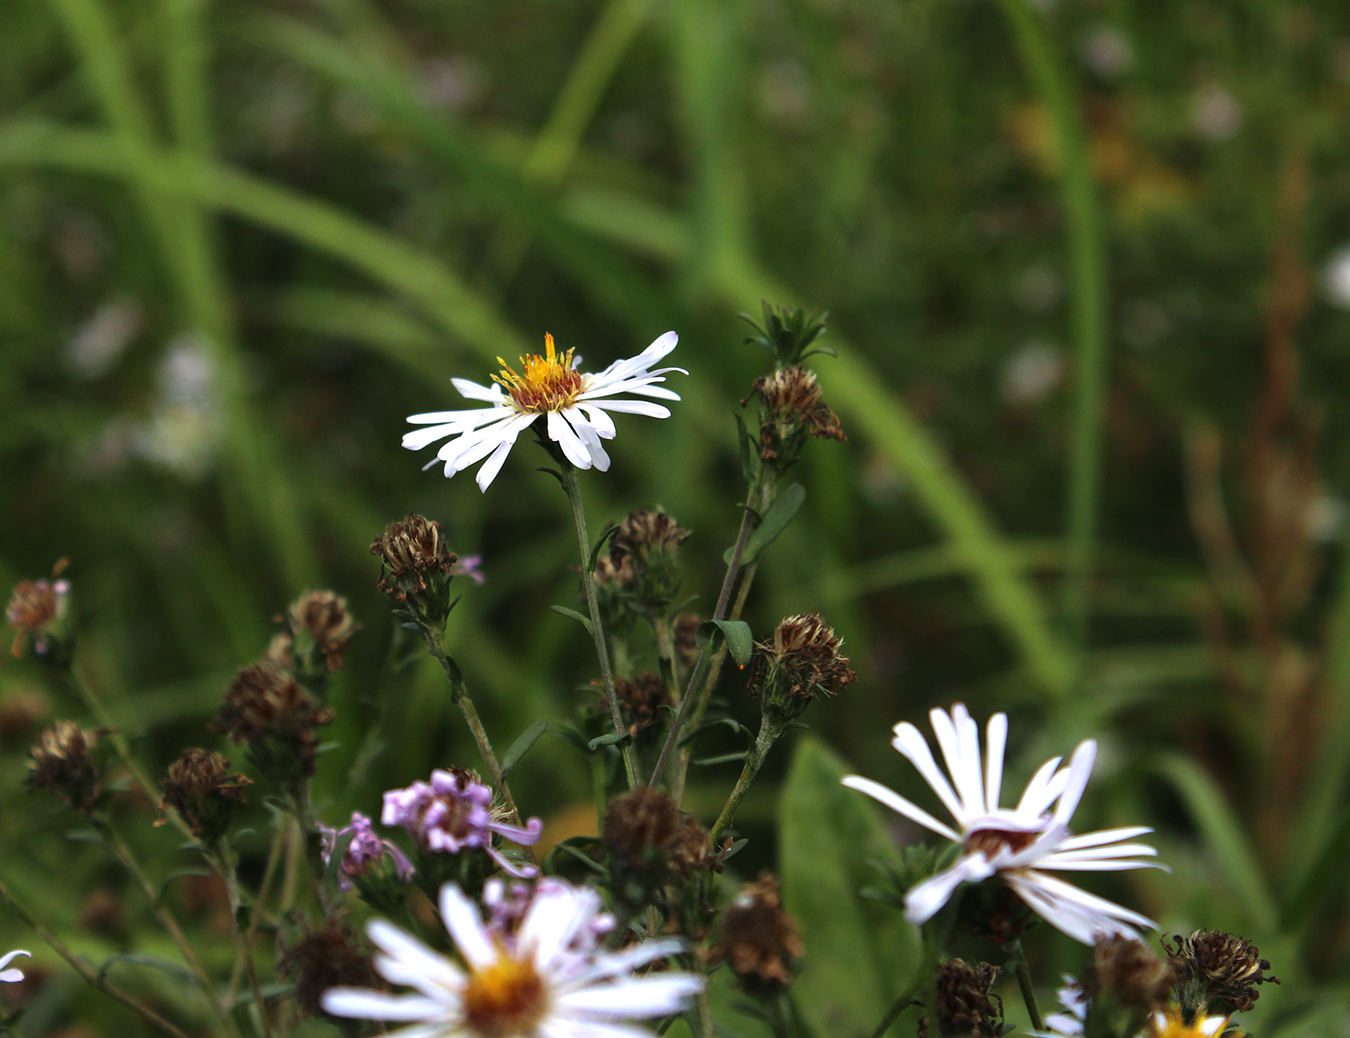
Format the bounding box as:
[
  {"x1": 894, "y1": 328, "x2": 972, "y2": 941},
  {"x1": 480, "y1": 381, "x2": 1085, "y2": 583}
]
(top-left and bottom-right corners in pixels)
[{"x1": 3, "y1": 0, "x2": 1350, "y2": 1033}]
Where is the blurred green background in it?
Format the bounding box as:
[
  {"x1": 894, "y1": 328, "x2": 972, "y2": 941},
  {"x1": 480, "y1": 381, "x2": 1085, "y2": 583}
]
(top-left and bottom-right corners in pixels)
[{"x1": 3, "y1": 0, "x2": 1350, "y2": 1033}]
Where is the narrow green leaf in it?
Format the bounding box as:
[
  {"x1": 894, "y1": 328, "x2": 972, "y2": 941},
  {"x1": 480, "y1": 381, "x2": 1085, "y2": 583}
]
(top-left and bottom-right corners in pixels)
[
  {"x1": 691, "y1": 751, "x2": 747, "y2": 767},
  {"x1": 587, "y1": 731, "x2": 631, "y2": 751},
  {"x1": 550, "y1": 605, "x2": 594, "y2": 635},
  {"x1": 587, "y1": 524, "x2": 620, "y2": 575},
  {"x1": 501, "y1": 721, "x2": 549, "y2": 778},
  {"x1": 724, "y1": 483, "x2": 806, "y2": 565},
  {"x1": 696, "y1": 619, "x2": 753, "y2": 667},
  {"x1": 97, "y1": 953, "x2": 194, "y2": 983}
]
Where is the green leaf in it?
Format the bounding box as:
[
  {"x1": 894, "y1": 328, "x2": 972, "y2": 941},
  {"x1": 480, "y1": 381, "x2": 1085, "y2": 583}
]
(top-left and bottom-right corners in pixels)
[
  {"x1": 96, "y1": 953, "x2": 194, "y2": 983},
  {"x1": 550, "y1": 604, "x2": 594, "y2": 635},
  {"x1": 692, "y1": 751, "x2": 747, "y2": 767},
  {"x1": 587, "y1": 731, "x2": 632, "y2": 751},
  {"x1": 696, "y1": 619, "x2": 754, "y2": 667},
  {"x1": 724, "y1": 483, "x2": 806, "y2": 566},
  {"x1": 780, "y1": 737, "x2": 920, "y2": 1038},
  {"x1": 501, "y1": 721, "x2": 549, "y2": 778},
  {"x1": 587, "y1": 524, "x2": 620, "y2": 575}
]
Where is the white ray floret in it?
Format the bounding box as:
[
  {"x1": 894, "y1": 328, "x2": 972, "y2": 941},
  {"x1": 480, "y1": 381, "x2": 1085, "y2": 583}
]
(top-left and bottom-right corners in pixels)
[{"x1": 842, "y1": 703, "x2": 1162, "y2": 944}]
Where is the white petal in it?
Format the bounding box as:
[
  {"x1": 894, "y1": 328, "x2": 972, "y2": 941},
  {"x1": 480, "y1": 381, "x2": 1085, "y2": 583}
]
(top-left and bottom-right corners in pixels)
[
  {"x1": 321, "y1": 988, "x2": 447, "y2": 1022},
  {"x1": 985, "y1": 713, "x2": 1007, "y2": 811},
  {"x1": 1055, "y1": 827, "x2": 1154, "y2": 851},
  {"x1": 1016, "y1": 756, "x2": 1065, "y2": 817},
  {"x1": 542, "y1": 1019, "x2": 659, "y2": 1038},
  {"x1": 475, "y1": 437, "x2": 517, "y2": 492},
  {"x1": 557, "y1": 974, "x2": 703, "y2": 1016},
  {"x1": 904, "y1": 853, "x2": 994, "y2": 924},
  {"x1": 578, "y1": 405, "x2": 616, "y2": 439},
  {"x1": 403, "y1": 423, "x2": 460, "y2": 452},
  {"x1": 841, "y1": 775, "x2": 961, "y2": 842},
  {"x1": 439, "y1": 884, "x2": 497, "y2": 971},
  {"x1": 891, "y1": 722, "x2": 966, "y2": 827},
  {"x1": 521, "y1": 883, "x2": 600, "y2": 973},
  {"x1": 367, "y1": 920, "x2": 463, "y2": 995},
  {"x1": 548, "y1": 410, "x2": 593, "y2": 468},
  {"x1": 582, "y1": 398, "x2": 671, "y2": 419},
  {"x1": 583, "y1": 381, "x2": 682, "y2": 401},
  {"x1": 1051, "y1": 741, "x2": 1097, "y2": 827},
  {"x1": 1042, "y1": 843, "x2": 1159, "y2": 863},
  {"x1": 0, "y1": 951, "x2": 28, "y2": 974},
  {"x1": 439, "y1": 424, "x2": 514, "y2": 473},
  {"x1": 1005, "y1": 871, "x2": 1155, "y2": 943},
  {"x1": 571, "y1": 938, "x2": 687, "y2": 985},
  {"x1": 451, "y1": 377, "x2": 505, "y2": 402}
]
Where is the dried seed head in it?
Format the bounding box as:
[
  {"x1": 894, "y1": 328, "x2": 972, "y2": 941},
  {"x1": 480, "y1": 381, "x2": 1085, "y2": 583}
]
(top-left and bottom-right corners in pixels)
[
  {"x1": 1088, "y1": 936, "x2": 1175, "y2": 1012},
  {"x1": 284, "y1": 589, "x2": 357, "y2": 678},
  {"x1": 278, "y1": 923, "x2": 382, "y2": 1018},
  {"x1": 7, "y1": 560, "x2": 73, "y2": 665},
  {"x1": 157, "y1": 747, "x2": 251, "y2": 843},
  {"x1": 607, "y1": 509, "x2": 690, "y2": 614},
  {"x1": 604, "y1": 787, "x2": 713, "y2": 902},
  {"x1": 210, "y1": 662, "x2": 334, "y2": 785},
  {"x1": 26, "y1": 720, "x2": 103, "y2": 812},
  {"x1": 371, "y1": 515, "x2": 458, "y2": 625},
  {"x1": 748, "y1": 613, "x2": 856, "y2": 725},
  {"x1": 917, "y1": 959, "x2": 1004, "y2": 1038},
  {"x1": 709, "y1": 874, "x2": 803, "y2": 993},
  {"x1": 747, "y1": 366, "x2": 846, "y2": 468},
  {"x1": 1165, "y1": 930, "x2": 1279, "y2": 1014},
  {"x1": 608, "y1": 672, "x2": 667, "y2": 739}
]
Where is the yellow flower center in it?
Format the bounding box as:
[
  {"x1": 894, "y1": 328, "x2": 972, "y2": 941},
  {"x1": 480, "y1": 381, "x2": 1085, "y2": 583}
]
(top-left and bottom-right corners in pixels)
[
  {"x1": 1148, "y1": 1009, "x2": 1233, "y2": 1038},
  {"x1": 462, "y1": 954, "x2": 549, "y2": 1038},
  {"x1": 494, "y1": 333, "x2": 585, "y2": 414}
]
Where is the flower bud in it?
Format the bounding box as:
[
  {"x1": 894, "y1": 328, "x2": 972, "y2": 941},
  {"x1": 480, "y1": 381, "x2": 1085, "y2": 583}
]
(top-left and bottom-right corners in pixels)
[
  {"x1": 26, "y1": 720, "x2": 104, "y2": 812},
  {"x1": 370, "y1": 514, "x2": 459, "y2": 627},
  {"x1": 708, "y1": 874, "x2": 803, "y2": 994},
  {"x1": 210, "y1": 662, "x2": 334, "y2": 788},
  {"x1": 6, "y1": 561, "x2": 74, "y2": 666},
  {"x1": 157, "y1": 747, "x2": 251, "y2": 844},
  {"x1": 747, "y1": 613, "x2": 855, "y2": 726}
]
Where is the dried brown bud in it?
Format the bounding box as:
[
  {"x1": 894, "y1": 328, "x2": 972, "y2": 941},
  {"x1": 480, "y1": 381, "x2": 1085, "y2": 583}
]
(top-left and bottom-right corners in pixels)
[
  {"x1": 607, "y1": 509, "x2": 690, "y2": 614},
  {"x1": 158, "y1": 748, "x2": 251, "y2": 843},
  {"x1": 709, "y1": 875, "x2": 804, "y2": 993},
  {"x1": 210, "y1": 662, "x2": 335, "y2": 784},
  {"x1": 7, "y1": 560, "x2": 73, "y2": 664},
  {"x1": 284, "y1": 589, "x2": 357, "y2": 676},
  {"x1": 918, "y1": 960, "x2": 1003, "y2": 1038},
  {"x1": 609, "y1": 672, "x2": 667, "y2": 739},
  {"x1": 604, "y1": 787, "x2": 713, "y2": 886},
  {"x1": 278, "y1": 923, "x2": 382, "y2": 1017},
  {"x1": 371, "y1": 515, "x2": 457, "y2": 598},
  {"x1": 26, "y1": 720, "x2": 103, "y2": 811},
  {"x1": 748, "y1": 613, "x2": 856, "y2": 725},
  {"x1": 1088, "y1": 936, "x2": 1174, "y2": 1012},
  {"x1": 1165, "y1": 930, "x2": 1279, "y2": 1014},
  {"x1": 610, "y1": 509, "x2": 690, "y2": 560},
  {"x1": 748, "y1": 366, "x2": 845, "y2": 463}
]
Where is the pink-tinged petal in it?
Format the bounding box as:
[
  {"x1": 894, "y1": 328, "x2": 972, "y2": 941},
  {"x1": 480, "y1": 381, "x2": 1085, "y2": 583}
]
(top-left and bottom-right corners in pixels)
[
  {"x1": 581, "y1": 399, "x2": 671, "y2": 418},
  {"x1": 439, "y1": 884, "x2": 497, "y2": 971},
  {"x1": 556, "y1": 974, "x2": 704, "y2": 1016},
  {"x1": 547, "y1": 410, "x2": 592, "y2": 468},
  {"x1": 904, "y1": 853, "x2": 995, "y2": 924},
  {"x1": 1050, "y1": 741, "x2": 1097, "y2": 827},
  {"x1": 1056, "y1": 826, "x2": 1154, "y2": 851},
  {"x1": 985, "y1": 713, "x2": 1007, "y2": 811},
  {"x1": 890, "y1": 722, "x2": 966, "y2": 827},
  {"x1": 321, "y1": 988, "x2": 448, "y2": 1022},
  {"x1": 451, "y1": 377, "x2": 505, "y2": 402},
  {"x1": 841, "y1": 775, "x2": 961, "y2": 842},
  {"x1": 366, "y1": 920, "x2": 463, "y2": 994}
]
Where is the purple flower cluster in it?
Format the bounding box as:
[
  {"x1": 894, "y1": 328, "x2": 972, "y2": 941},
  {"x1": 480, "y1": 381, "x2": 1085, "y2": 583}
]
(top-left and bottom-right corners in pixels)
[
  {"x1": 319, "y1": 812, "x2": 415, "y2": 890},
  {"x1": 382, "y1": 768, "x2": 543, "y2": 878}
]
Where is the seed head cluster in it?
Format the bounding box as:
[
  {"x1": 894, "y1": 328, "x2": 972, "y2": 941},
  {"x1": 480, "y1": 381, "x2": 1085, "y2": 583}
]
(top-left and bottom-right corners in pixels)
[
  {"x1": 25, "y1": 720, "x2": 103, "y2": 812},
  {"x1": 158, "y1": 747, "x2": 251, "y2": 843},
  {"x1": 708, "y1": 874, "x2": 803, "y2": 993},
  {"x1": 370, "y1": 514, "x2": 458, "y2": 602},
  {"x1": 211, "y1": 662, "x2": 334, "y2": 781}
]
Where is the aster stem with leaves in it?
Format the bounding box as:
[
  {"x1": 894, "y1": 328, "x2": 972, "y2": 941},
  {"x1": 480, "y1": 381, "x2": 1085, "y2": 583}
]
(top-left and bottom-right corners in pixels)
[
  {"x1": 561, "y1": 463, "x2": 640, "y2": 789},
  {"x1": 708, "y1": 714, "x2": 780, "y2": 845}
]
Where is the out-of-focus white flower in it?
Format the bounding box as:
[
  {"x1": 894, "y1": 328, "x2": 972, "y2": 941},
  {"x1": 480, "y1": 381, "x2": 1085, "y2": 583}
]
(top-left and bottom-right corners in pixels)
[
  {"x1": 404, "y1": 332, "x2": 683, "y2": 491},
  {"x1": 1080, "y1": 25, "x2": 1134, "y2": 80},
  {"x1": 322, "y1": 880, "x2": 702, "y2": 1037},
  {"x1": 1191, "y1": 85, "x2": 1242, "y2": 140},
  {"x1": 1035, "y1": 975, "x2": 1088, "y2": 1037},
  {"x1": 1321, "y1": 245, "x2": 1350, "y2": 310},
  {"x1": 843, "y1": 703, "x2": 1162, "y2": 944},
  {"x1": 66, "y1": 296, "x2": 141, "y2": 379},
  {"x1": 1001, "y1": 342, "x2": 1064, "y2": 407},
  {"x1": 0, "y1": 949, "x2": 29, "y2": 983}
]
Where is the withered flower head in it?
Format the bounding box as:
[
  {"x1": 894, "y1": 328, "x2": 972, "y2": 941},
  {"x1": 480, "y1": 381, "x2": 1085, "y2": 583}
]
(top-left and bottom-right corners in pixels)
[
  {"x1": 607, "y1": 509, "x2": 689, "y2": 614},
  {"x1": 746, "y1": 366, "x2": 846, "y2": 468},
  {"x1": 918, "y1": 959, "x2": 1003, "y2": 1038},
  {"x1": 747, "y1": 613, "x2": 856, "y2": 725},
  {"x1": 210, "y1": 662, "x2": 334, "y2": 785},
  {"x1": 1088, "y1": 936, "x2": 1175, "y2": 1012},
  {"x1": 7, "y1": 560, "x2": 73, "y2": 665},
  {"x1": 608, "y1": 672, "x2": 667, "y2": 739},
  {"x1": 278, "y1": 922, "x2": 382, "y2": 1018},
  {"x1": 708, "y1": 874, "x2": 804, "y2": 994},
  {"x1": 371, "y1": 514, "x2": 458, "y2": 625},
  {"x1": 158, "y1": 747, "x2": 251, "y2": 843},
  {"x1": 284, "y1": 589, "x2": 357, "y2": 677},
  {"x1": 604, "y1": 787, "x2": 713, "y2": 889},
  {"x1": 1166, "y1": 930, "x2": 1279, "y2": 1015},
  {"x1": 26, "y1": 720, "x2": 103, "y2": 812}
]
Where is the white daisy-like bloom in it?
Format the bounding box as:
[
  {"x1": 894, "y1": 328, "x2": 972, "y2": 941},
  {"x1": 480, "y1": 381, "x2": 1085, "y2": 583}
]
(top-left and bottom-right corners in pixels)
[
  {"x1": 322, "y1": 879, "x2": 703, "y2": 1038},
  {"x1": 0, "y1": 949, "x2": 29, "y2": 983},
  {"x1": 403, "y1": 331, "x2": 684, "y2": 491},
  {"x1": 842, "y1": 703, "x2": 1162, "y2": 944},
  {"x1": 1033, "y1": 975, "x2": 1088, "y2": 1037}
]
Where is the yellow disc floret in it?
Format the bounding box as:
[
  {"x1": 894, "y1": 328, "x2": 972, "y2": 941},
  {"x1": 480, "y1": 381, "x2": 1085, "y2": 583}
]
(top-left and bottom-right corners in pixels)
[
  {"x1": 494, "y1": 333, "x2": 585, "y2": 414},
  {"x1": 1148, "y1": 1009, "x2": 1234, "y2": 1038},
  {"x1": 462, "y1": 953, "x2": 549, "y2": 1038}
]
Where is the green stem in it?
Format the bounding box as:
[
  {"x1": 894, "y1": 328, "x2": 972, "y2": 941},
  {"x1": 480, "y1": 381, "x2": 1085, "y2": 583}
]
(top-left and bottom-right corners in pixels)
[
  {"x1": 1008, "y1": 937, "x2": 1044, "y2": 1033},
  {"x1": 560, "y1": 464, "x2": 638, "y2": 789},
  {"x1": 707, "y1": 716, "x2": 779, "y2": 845},
  {"x1": 214, "y1": 843, "x2": 273, "y2": 1038},
  {"x1": 290, "y1": 781, "x2": 338, "y2": 922},
  {"x1": 0, "y1": 871, "x2": 198, "y2": 1038},
  {"x1": 695, "y1": 986, "x2": 715, "y2": 1038}
]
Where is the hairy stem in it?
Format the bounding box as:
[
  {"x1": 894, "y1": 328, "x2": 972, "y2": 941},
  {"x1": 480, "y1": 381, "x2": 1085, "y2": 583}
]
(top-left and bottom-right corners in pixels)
[
  {"x1": 707, "y1": 716, "x2": 779, "y2": 845},
  {"x1": 1008, "y1": 937, "x2": 1044, "y2": 1033}
]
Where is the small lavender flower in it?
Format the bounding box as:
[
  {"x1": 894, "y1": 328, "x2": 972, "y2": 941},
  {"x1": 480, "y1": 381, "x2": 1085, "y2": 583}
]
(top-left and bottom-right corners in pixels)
[
  {"x1": 482, "y1": 877, "x2": 614, "y2": 962},
  {"x1": 319, "y1": 812, "x2": 415, "y2": 891},
  {"x1": 382, "y1": 768, "x2": 542, "y2": 878},
  {"x1": 451, "y1": 554, "x2": 486, "y2": 585}
]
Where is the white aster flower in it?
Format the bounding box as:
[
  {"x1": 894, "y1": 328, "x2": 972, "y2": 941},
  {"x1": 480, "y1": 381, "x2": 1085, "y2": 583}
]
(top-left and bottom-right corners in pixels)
[
  {"x1": 1034, "y1": 975, "x2": 1088, "y2": 1037},
  {"x1": 322, "y1": 879, "x2": 703, "y2": 1038},
  {"x1": 0, "y1": 949, "x2": 29, "y2": 983},
  {"x1": 842, "y1": 703, "x2": 1161, "y2": 944},
  {"x1": 404, "y1": 331, "x2": 684, "y2": 491}
]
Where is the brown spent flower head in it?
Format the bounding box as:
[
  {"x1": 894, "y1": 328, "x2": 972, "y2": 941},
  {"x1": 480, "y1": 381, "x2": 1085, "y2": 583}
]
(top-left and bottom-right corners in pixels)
[
  {"x1": 1165, "y1": 930, "x2": 1279, "y2": 1014},
  {"x1": 371, "y1": 514, "x2": 457, "y2": 602},
  {"x1": 609, "y1": 672, "x2": 667, "y2": 738},
  {"x1": 918, "y1": 960, "x2": 1004, "y2": 1038},
  {"x1": 158, "y1": 747, "x2": 251, "y2": 843},
  {"x1": 278, "y1": 922, "x2": 383, "y2": 1018},
  {"x1": 7, "y1": 559, "x2": 73, "y2": 663},
  {"x1": 210, "y1": 662, "x2": 335, "y2": 781},
  {"x1": 26, "y1": 720, "x2": 103, "y2": 811},
  {"x1": 603, "y1": 786, "x2": 713, "y2": 881},
  {"x1": 708, "y1": 874, "x2": 804, "y2": 993},
  {"x1": 607, "y1": 509, "x2": 690, "y2": 613},
  {"x1": 748, "y1": 613, "x2": 856, "y2": 725},
  {"x1": 1088, "y1": 936, "x2": 1175, "y2": 1012},
  {"x1": 285, "y1": 589, "x2": 357, "y2": 674},
  {"x1": 747, "y1": 366, "x2": 846, "y2": 463}
]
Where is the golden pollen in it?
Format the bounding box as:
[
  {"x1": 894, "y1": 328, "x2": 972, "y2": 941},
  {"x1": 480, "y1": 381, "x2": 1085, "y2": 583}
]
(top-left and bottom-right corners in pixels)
[
  {"x1": 964, "y1": 828, "x2": 1040, "y2": 858},
  {"x1": 462, "y1": 955, "x2": 549, "y2": 1037},
  {"x1": 493, "y1": 333, "x2": 585, "y2": 414}
]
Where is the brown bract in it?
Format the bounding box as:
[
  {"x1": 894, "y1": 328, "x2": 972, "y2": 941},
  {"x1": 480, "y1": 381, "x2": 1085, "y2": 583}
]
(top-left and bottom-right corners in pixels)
[
  {"x1": 610, "y1": 672, "x2": 667, "y2": 737},
  {"x1": 370, "y1": 514, "x2": 457, "y2": 601},
  {"x1": 1089, "y1": 936, "x2": 1175, "y2": 1012},
  {"x1": 747, "y1": 366, "x2": 845, "y2": 462},
  {"x1": 604, "y1": 786, "x2": 713, "y2": 879},
  {"x1": 748, "y1": 613, "x2": 856, "y2": 718},
  {"x1": 210, "y1": 662, "x2": 334, "y2": 777},
  {"x1": 708, "y1": 874, "x2": 803, "y2": 992}
]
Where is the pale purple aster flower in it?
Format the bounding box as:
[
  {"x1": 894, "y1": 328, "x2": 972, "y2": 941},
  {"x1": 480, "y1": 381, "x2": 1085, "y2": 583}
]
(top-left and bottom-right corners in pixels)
[
  {"x1": 0, "y1": 949, "x2": 29, "y2": 983},
  {"x1": 382, "y1": 769, "x2": 543, "y2": 878},
  {"x1": 322, "y1": 880, "x2": 702, "y2": 1038},
  {"x1": 843, "y1": 703, "x2": 1162, "y2": 944},
  {"x1": 319, "y1": 811, "x2": 415, "y2": 891},
  {"x1": 450, "y1": 554, "x2": 486, "y2": 585}
]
